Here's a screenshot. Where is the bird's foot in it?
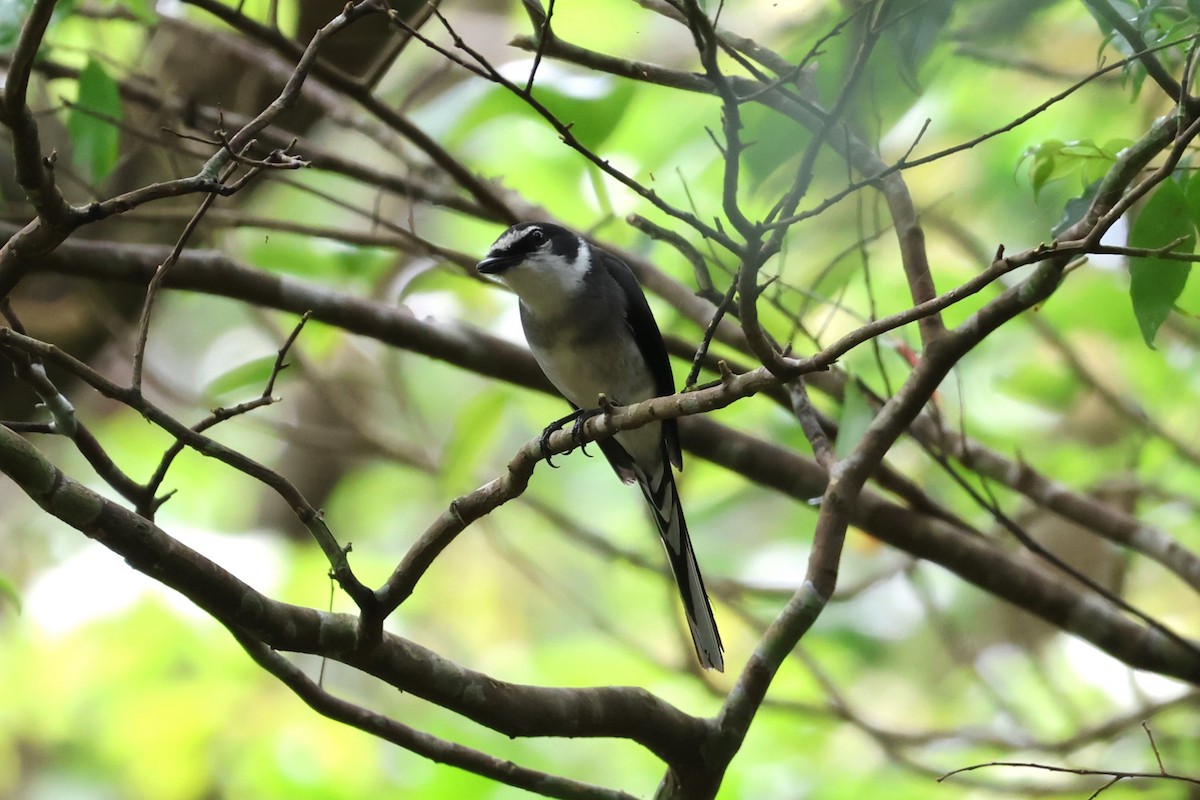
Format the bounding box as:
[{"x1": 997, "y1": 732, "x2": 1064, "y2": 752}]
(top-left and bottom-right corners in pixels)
[
  {"x1": 539, "y1": 403, "x2": 611, "y2": 466},
  {"x1": 568, "y1": 407, "x2": 606, "y2": 457},
  {"x1": 539, "y1": 408, "x2": 592, "y2": 466}
]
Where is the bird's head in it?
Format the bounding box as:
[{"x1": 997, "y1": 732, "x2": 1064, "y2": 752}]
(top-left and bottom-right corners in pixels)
[{"x1": 477, "y1": 222, "x2": 591, "y2": 309}]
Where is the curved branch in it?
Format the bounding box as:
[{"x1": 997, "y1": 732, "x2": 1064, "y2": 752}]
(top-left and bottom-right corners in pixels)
[
  {"x1": 228, "y1": 626, "x2": 637, "y2": 800},
  {"x1": 179, "y1": 0, "x2": 516, "y2": 224},
  {"x1": 32, "y1": 224, "x2": 1199, "y2": 589},
  {"x1": 0, "y1": 0, "x2": 72, "y2": 230},
  {"x1": 0, "y1": 423, "x2": 712, "y2": 766},
  {"x1": 0, "y1": 0, "x2": 387, "y2": 303},
  {"x1": 680, "y1": 417, "x2": 1200, "y2": 683},
  {"x1": 1082, "y1": 0, "x2": 1186, "y2": 104},
  {"x1": 0, "y1": 327, "x2": 376, "y2": 610},
  {"x1": 17, "y1": 222, "x2": 1200, "y2": 674}
]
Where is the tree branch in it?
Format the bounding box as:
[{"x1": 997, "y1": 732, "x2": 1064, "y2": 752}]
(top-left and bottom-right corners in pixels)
[
  {"x1": 227, "y1": 625, "x2": 636, "y2": 800},
  {"x1": 0, "y1": 422, "x2": 714, "y2": 767}
]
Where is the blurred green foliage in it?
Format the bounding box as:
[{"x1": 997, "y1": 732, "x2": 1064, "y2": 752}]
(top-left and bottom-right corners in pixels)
[
  {"x1": 2, "y1": 0, "x2": 1199, "y2": 798},
  {"x1": 67, "y1": 58, "x2": 122, "y2": 184}
]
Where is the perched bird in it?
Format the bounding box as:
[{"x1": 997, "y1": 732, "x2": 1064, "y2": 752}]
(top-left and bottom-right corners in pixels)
[{"x1": 477, "y1": 222, "x2": 724, "y2": 671}]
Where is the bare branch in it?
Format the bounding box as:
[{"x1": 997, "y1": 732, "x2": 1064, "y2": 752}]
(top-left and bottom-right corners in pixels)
[
  {"x1": 0, "y1": 0, "x2": 390, "y2": 303},
  {"x1": 0, "y1": 423, "x2": 715, "y2": 767},
  {"x1": 0, "y1": 0, "x2": 73, "y2": 229},
  {"x1": 0, "y1": 327, "x2": 375, "y2": 608},
  {"x1": 228, "y1": 625, "x2": 636, "y2": 800},
  {"x1": 1082, "y1": 0, "x2": 1187, "y2": 104},
  {"x1": 940, "y1": 760, "x2": 1200, "y2": 790}
]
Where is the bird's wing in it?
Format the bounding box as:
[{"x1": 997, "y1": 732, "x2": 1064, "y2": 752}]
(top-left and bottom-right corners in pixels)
[{"x1": 596, "y1": 248, "x2": 683, "y2": 471}]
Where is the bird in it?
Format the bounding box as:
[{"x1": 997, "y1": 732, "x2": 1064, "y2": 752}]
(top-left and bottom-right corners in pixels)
[{"x1": 477, "y1": 221, "x2": 724, "y2": 671}]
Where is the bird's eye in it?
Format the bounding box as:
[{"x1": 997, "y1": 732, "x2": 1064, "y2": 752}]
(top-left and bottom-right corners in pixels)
[{"x1": 526, "y1": 228, "x2": 546, "y2": 245}]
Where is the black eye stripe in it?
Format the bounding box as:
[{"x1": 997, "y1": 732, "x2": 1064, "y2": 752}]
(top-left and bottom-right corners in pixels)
[{"x1": 488, "y1": 222, "x2": 573, "y2": 262}]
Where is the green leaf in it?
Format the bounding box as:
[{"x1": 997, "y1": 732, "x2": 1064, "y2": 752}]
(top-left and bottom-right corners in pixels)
[
  {"x1": 204, "y1": 355, "x2": 281, "y2": 400},
  {"x1": 1128, "y1": 177, "x2": 1196, "y2": 348},
  {"x1": 1020, "y1": 139, "x2": 1129, "y2": 202},
  {"x1": 1019, "y1": 140, "x2": 1063, "y2": 200},
  {"x1": 440, "y1": 388, "x2": 510, "y2": 491},
  {"x1": 1053, "y1": 180, "x2": 1100, "y2": 239},
  {"x1": 68, "y1": 58, "x2": 123, "y2": 184},
  {"x1": 1029, "y1": 149, "x2": 1057, "y2": 200},
  {"x1": 1084, "y1": 0, "x2": 1139, "y2": 44},
  {"x1": 1075, "y1": 138, "x2": 1123, "y2": 183},
  {"x1": 835, "y1": 379, "x2": 874, "y2": 460},
  {"x1": 882, "y1": 0, "x2": 955, "y2": 91},
  {"x1": 120, "y1": 0, "x2": 158, "y2": 24},
  {"x1": 451, "y1": 65, "x2": 635, "y2": 151},
  {"x1": 0, "y1": 573, "x2": 20, "y2": 614},
  {"x1": 1184, "y1": 166, "x2": 1200, "y2": 233}
]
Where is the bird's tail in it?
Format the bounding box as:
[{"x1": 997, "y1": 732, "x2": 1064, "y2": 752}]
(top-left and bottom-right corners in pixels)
[{"x1": 638, "y1": 460, "x2": 724, "y2": 671}]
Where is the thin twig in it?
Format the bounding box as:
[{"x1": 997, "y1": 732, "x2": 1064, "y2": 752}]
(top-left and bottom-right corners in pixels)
[
  {"x1": 523, "y1": 0, "x2": 556, "y2": 94},
  {"x1": 939, "y1": 760, "x2": 1200, "y2": 788},
  {"x1": 686, "y1": 280, "x2": 738, "y2": 390},
  {"x1": 398, "y1": 4, "x2": 738, "y2": 251},
  {"x1": 141, "y1": 311, "x2": 313, "y2": 517},
  {"x1": 131, "y1": 158, "x2": 242, "y2": 391},
  {"x1": 0, "y1": 327, "x2": 375, "y2": 609},
  {"x1": 1142, "y1": 722, "x2": 1166, "y2": 774}
]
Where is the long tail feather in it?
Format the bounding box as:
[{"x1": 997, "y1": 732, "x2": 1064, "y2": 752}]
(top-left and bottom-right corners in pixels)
[{"x1": 638, "y1": 459, "x2": 724, "y2": 671}]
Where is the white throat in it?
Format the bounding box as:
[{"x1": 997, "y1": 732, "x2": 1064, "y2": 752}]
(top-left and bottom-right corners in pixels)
[{"x1": 502, "y1": 241, "x2": 591, "y2": 317}]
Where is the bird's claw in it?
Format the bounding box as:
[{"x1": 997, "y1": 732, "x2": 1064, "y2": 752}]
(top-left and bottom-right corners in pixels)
[
  {"x1": 538, "y1": 409, "x2": 586, "y2": 466},
  {"x1": 570, "y1": 407, "x2": 605, "y2": 458},
  {"x1": 538, "y1": 405, "x2": 608, "y2": 465},
  {"x1": 538, "y1": 427, "x2": 562, "y2": 467}
]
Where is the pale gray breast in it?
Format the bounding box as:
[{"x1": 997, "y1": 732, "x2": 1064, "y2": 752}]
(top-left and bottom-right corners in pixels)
[
  {"x1": 520, "y1": 289, "x2": 661, "y2": 465},
  {"x1": 518, "y1": 251, "x2": 668, "y2": 460},
  {"x1": 535, "y1": 331, "x2": 662, "y2": 468},
  {"x1": 524, "y1": 304, "x2": 653, "y2": 406}
]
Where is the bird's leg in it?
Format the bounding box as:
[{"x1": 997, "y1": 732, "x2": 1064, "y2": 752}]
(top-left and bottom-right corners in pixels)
[
  {"x1": 539, "y1": 408, "x2": 591, "y2": 467},
  {"x1": 540, "y1": 396, "x2": 624, "y2": 465},
  {"x1": 567, "y1": 393, "x2": 626, "y2": 457},
  {"x1": 568, "y1": 406, "x2": 606, "y2": 457},
  {"x1": 566, "y1": 392, "x2": 626, "y2": 457}
]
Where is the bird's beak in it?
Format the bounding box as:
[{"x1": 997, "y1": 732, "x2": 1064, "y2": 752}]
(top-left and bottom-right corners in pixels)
[{"x1": 477, "y1": 255, "x2": 520, "y2": 275}]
